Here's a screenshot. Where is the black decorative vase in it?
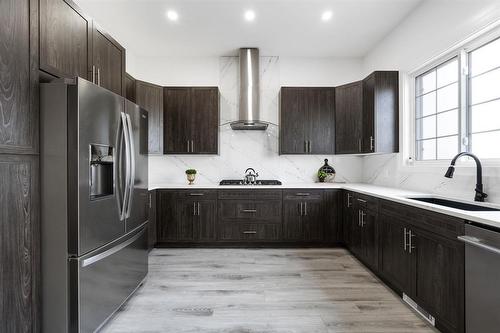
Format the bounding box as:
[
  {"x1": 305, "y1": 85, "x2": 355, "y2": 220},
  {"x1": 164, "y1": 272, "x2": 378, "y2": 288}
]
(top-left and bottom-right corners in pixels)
[{"x1": 318, "y1": 159, "x2": 336, "y2": 183}]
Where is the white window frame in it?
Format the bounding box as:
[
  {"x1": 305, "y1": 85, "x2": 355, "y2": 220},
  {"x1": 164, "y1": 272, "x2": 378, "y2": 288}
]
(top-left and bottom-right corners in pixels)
[{"x1": 404, "y1": 23, "x2": 500, "y2": 168}]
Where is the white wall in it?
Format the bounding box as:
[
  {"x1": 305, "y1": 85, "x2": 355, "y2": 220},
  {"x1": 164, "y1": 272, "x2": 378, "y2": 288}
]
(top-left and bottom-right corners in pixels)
[
  {"x1": 142, "y1": 56, "x2": 365, "y2": 186},
  {"x1": 361, "y1": 0, "x2": 500, "y2": 203}
]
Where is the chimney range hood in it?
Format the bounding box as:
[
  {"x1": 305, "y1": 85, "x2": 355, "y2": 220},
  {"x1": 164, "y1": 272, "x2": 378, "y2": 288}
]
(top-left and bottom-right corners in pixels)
[{"x1": 230, "y1": 48, "x2": 268, "y2": 130}]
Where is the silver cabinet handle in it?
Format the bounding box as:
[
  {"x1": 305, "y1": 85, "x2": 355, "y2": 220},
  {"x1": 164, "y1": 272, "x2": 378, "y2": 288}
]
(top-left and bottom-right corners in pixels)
[
  {"x1": 187, "y1": 140, "x2": 190, "y2": 152},
  {"x1": 458, "y1": 235, "x2": 500, "y2": 255},
  {"x1": 408, "y1": 230, "x2": 416, "y2": 253},
  {"x1": 299, "y1": 202, "x2": 303, "y2": 216},
  {"x1": 191, "y1": 140, "x2": 194, "y2": 153},
  {"x1": 403, "y1": 227, "x2": 408, "y2": 252},
  {"x1": 92, "y1": 65, "x2": 96, "y2": 84},
  {"x1": 197, "y1": 202, "x2": 200, "y2": 216},
  {"x1": 189, "y1": 193, "x2": 204, "y2": 196},
  {"x1": 243, "y1": 231, "x2": 257, "y2": 234},
  {"x1": 97, "y1": 67, "x2": 101, "y2": 86},
  {"x1": 149, "y1": 193, "x2": 152, "y2": 209},
  {"x1": 347, "y1": 193, "x2": 352, "y2": 207},
  {"x1": 360, "y1": 211, "x2": 366, "y2": 227},
  {"x1": 296, "y1": 193, "x2": 310, "y2": 196},
  {"x1": 241, "y1": 209, "x2": 257, "y2": 213},
  {"x1": 370, "y1": 136, "x2": 375, "y2": 151},
  {"x1": 304, "y1": 202, "x2": 307, "y2": 216},
  {"x1": 357, "y1": 198, "x2": 367, "y2": 203}
]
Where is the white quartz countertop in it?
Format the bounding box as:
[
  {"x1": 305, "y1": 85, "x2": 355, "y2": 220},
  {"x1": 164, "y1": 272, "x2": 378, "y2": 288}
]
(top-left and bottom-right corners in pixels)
[{"x1": 149, "y1": 182, "x2": 500, "y2": 229}]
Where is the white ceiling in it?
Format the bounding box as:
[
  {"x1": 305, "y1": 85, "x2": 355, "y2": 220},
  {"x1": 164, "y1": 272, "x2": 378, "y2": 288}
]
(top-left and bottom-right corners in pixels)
[{"x1": 75, "y1": 0, "x2": 423, "y2": 57}]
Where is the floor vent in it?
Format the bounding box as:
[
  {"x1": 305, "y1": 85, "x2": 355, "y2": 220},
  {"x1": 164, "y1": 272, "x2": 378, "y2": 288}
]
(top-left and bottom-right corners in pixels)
[{"x1": 403, "y1": 294, "x2": 436, "y2": 326}]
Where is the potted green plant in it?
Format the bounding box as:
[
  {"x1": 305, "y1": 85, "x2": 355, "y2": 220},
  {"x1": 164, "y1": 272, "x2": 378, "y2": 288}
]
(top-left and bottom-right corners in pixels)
[
  {"x1": 185, "y1": 169, "x2": 197, "y2": 185},
  {"x1": 318, "y1": 170, "x2": 328, "y2": 183}
]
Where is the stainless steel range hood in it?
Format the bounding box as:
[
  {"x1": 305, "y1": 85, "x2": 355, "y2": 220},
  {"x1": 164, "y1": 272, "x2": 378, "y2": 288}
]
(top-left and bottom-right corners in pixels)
[{"x1": 230, "y1": 48, "x2": 268, "y2": 130}]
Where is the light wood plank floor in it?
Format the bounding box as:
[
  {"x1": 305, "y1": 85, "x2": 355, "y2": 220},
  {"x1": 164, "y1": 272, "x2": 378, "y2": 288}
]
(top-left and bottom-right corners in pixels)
[{"x1": 101, "y1": 248, "x2": 437, "y2": 333}]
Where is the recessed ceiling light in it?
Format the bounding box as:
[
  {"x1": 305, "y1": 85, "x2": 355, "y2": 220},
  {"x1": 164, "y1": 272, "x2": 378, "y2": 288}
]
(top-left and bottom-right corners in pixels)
[
  {"x1": 321, "y1": 11, "x2": 333, "y2": 21},
  {"x1": 244, "y1": 10, "x2": 256, "y2": 22},
  {"x1": 166, "y1": 10, "x2": 179, "y2": 21}
]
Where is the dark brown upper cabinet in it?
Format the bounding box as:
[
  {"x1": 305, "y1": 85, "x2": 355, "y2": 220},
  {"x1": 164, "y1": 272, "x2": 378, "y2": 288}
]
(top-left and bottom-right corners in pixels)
[
  {"x1": 136, "y1": 80, "x2": 163, "y2": 154},
  {"x1": 90, "y1": 23, "x2": 126, "y2": 96},
  {"x1": 335, "y1": 81, "x2": 363, "y2": 154},
  {"x1": 163, "y1": 87, "x2": 219, "y2": 155},
  {"x1": 335, "y1": 71, "x2": 399, "y2": 154},
  {"x1": 39, "y1": 0, "x2": 91, "y2": 80},
  {"x1": 280, "y1": 87, "x2": 335, "y2": 154},
  {"x1": 125, "y1": 73, "x2": 136, "y2": 103},
  {"x1": 362, "y1": 71, "x2": 399, "y2": 154},
  {"x1": 39, "y1": 0, "x2": 125, "y2": 96}
]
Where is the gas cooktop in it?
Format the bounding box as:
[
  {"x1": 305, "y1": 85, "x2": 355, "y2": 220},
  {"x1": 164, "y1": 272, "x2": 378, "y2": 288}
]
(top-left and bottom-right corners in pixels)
[{"x1": 219, "y1": 179, "x2": 282, "y2": 186}]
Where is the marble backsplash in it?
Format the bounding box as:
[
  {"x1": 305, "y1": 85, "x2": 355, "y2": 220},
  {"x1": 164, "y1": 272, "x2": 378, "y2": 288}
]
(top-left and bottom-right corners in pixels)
[
  {"x1": 362, "y1": 153, "x2": 500, "y2": 204},
  {"x1": 149, "y1": 56, "x2": 364, "y2": 186}
]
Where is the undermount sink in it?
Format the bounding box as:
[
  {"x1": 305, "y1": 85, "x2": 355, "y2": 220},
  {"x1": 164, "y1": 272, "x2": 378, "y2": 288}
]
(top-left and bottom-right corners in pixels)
[{"x1": 407, "y1": 197, "x2": 500, "y2": 212}]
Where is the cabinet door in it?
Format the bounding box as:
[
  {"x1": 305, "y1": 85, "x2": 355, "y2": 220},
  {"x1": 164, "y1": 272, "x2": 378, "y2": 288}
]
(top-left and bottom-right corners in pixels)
[
  {"x1": 157, "y1": 191, "x2": 177, "y2": 241},
  {"x1": 361, "y1": 210, "x2": 378, "y2": 269},
  {"x1": 39, "y1": 0, "x2": 90, "y2": 80},
  {"x1": 175, "y1": 200, "x2": 197, "y2": 241},
  {"x1": 91, "y1": 24, "x2": 124, "y2": 95},
  {"x1": 378, "y1": 214, "x2": 415, "y2": 295},
  {"x1": 125, "y1": 73, "x2": 136, "y2": 103},
  {"x1": 136, "y1": 81, "x2": 164, "y2": 154},
  {"x1": 164, "y1": 88, "x2": 190, "y2": 153},
  {"x1": 306, "y1": 88, "x2": 335, "y2": 154},
  {"x1": 335, "y1": 81, "x2": 363, "y2": 154},
  {"x1": 280, "y1": 88, "x2": 307, "y2": 154},
  {"x1": 148, "y1": 190, "x2": 156, "y2": 250},
  {"x1": 196, "y1": 200, "x2": 217, "y2": 241},
  {"x1": 362, "y1": 74, "x2": 375, "y2": 153},
  {"x1": 350, "y1": 208, "x2": 362, "y2": 257},
  {"x1": 283, "y1": 200, "x2": 303, "y2": 240},
  {"x1": 191, "y1": 87, "x2": 219, "y2": 154},
  {"x1": 302, "y1": 199, "x2": 324, "y2": 241},
  {"x1": 414, "y1": 229, "x2": 464, "y2": 333},
  {"x1": 325, "y1": 190, "x2": 341, "y2": 243}
]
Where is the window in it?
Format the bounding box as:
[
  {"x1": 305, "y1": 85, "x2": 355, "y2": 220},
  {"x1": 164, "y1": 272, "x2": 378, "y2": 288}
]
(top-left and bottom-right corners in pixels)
[{"x1": 414, "y1": 36, "x2": 500, "y2": 161}]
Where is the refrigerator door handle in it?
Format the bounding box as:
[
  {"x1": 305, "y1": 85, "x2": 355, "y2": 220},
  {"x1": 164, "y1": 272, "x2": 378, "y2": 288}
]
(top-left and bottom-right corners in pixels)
[
  {"x1": 120, "y1": 112, "x2": 131, "y2": 221},
  {"x1": 125, "y1": 113, "x2": 135, "y2": 218}
]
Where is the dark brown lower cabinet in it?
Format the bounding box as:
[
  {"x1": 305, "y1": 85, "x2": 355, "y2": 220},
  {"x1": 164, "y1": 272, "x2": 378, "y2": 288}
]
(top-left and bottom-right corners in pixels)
[
  {"x1": 148, "y1": 190, "x2": 157, "y2": 250},
  {"x1": 283, "y1": 190, "x2": 324, "y2": 242},
  {"x1": 157, "y1": 190, "x2": 217, "y2": 243},
  {"x1": 377, "y1": 200, "x2": 465, "y2": 333}
]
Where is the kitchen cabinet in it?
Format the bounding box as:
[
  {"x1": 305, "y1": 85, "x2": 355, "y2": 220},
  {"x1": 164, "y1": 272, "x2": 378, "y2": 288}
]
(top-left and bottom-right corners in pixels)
[
  {"x1": 377, "y1": 199, "x2": 465, "y2": 333},
  {"x1": 335, "y1": 81, "x2": 363, "y2": 154},
  {"x1": 279, "y1": 87, "x2": 335, "y2": 154},
  {"x1": 283, "y1": 190, "x2": 325, "y2": 241},
  {"x1": 90, "y1": 23, "x2": 126, "y2": 96},
  {"x1": 335, "y1": 71, "x2": 399, "y2": 154},
  {"x1": 148, "y1": 190, "x2": 157, "y2": 250},
  {"x1": 349, "y1": 194, "x2": 378, "y2": 269},
  {"x1": 362, "y1": 71, "x2": 399, "y2": 153},
  {"x1": 125, "y1": 73, "x2": 136, "y2": 103},
  {"x1": 39, "y1": 0, "x2": 91, "y2": 80},
  {"x1": 136, "y1": 80, "x2": 164, "y2": 154},
  {"x1": 157, "y1": 190, "x2": 217, "y2": 243},
  {"x1": 324, "y1": 190, "x2": 342, "y2": 244},
  {"x1": 342, "y1": 191, "x2": 355, "y2": 247},
  {"x1": 164, "y1": 87, "x2": 219, "y2": 154}
]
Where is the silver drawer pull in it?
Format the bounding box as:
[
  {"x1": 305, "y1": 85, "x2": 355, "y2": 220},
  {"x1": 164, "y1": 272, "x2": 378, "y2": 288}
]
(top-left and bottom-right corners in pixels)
[
  {"x1": 357, "y1": 198, "x2": 367, "y2": 203},
  {"x1": 189, "y1": 193, "x2": 204, "y2": 196},
  {"x1": 296, "y1": 193, "x2": 310, "y2": 196},
  {"x1": 243, "y1": 231, "x2": 257, "y2": 234},
  {"x1": 241, "y1": 209, "x2": 257, "y2": 213}
]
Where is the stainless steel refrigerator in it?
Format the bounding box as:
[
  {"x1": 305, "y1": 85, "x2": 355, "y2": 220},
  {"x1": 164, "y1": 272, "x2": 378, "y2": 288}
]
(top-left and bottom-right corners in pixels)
[{"x1": 40, "y1": 78, "x2": 149, "y2": 333}]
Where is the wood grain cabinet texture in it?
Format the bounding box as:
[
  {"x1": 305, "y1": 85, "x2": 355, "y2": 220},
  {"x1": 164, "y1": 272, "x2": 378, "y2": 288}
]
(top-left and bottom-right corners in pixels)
[
  {"x1": 335, "y1": 81, "x2": 363, "y2": 154},
  {"x1": 124, "y1": 72, "x2": 136, "y2": 103},
  {"x1": 136, "y1": 81, "x2": 164, "y2": 154},
  {"x1": 163, "y1": 87, "x2": 219, "y2": 155},
  {"x1": 279, "y1": 87, "x2": 335, "y2": 154}
]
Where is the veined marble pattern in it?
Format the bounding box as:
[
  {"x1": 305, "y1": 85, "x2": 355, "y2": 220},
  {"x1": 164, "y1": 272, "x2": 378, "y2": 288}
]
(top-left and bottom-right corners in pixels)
[
  {"x1": 362, "y1": 153, "x2": 500, "y2": 204},
  {"x1": 101, "y1": 248, "x2": 436, "y2": 333},
  {"x1": 150, "y1": 55, "x2": 364, "y2": 186}
]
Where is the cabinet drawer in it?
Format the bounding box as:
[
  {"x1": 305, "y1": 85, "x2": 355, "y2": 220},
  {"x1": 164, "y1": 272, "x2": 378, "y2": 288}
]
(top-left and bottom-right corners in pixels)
[
  {"x1": 218, "y1": 190, "x2": 282, "y2": 200},
  {"x1": 283, "y1": 189, "x2": 323, "y2": 200},
  {"x1": 219, "y1": 223, "x2": 282, "y2": 241},
  {"x1": 219, "y1": 200, "x2": 282, "y2": 223},
  {"x1": 176, "y1": 190, "x2": 217, "y2": 200}
]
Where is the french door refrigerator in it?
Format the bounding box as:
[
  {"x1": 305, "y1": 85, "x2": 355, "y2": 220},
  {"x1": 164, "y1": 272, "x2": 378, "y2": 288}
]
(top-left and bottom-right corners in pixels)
[{"x1": 40, "y1": 78, "x2": 149, "y2": 333}]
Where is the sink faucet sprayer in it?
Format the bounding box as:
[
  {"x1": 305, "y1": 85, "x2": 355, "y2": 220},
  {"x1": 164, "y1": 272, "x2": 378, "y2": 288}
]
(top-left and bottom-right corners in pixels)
[{"x1": 444, "y1": 152, "x2": 487, "y2": 202}]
